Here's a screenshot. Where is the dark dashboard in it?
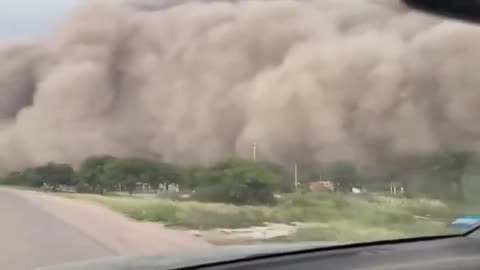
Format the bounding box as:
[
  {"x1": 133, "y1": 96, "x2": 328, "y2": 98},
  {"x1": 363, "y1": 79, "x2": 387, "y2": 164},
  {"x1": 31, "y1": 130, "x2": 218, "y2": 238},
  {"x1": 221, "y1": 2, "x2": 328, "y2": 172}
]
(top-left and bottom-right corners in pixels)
[{"x1": 197, "y1": 235, "x2": 480, "y2": 270}]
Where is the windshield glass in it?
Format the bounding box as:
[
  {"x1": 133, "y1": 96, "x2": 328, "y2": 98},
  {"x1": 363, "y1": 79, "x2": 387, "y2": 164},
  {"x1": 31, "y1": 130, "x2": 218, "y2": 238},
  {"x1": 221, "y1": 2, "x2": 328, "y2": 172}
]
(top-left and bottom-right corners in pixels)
[{"x1": 1, "y1": 0, "x2": 479, "y2": 269}]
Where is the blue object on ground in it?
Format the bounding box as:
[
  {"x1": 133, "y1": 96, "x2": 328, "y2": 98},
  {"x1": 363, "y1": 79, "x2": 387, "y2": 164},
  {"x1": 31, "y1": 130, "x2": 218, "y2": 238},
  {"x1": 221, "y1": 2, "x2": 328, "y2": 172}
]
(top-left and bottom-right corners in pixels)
[{"x1": 448, "y1": 215, "x2": 480, "y2": 230}]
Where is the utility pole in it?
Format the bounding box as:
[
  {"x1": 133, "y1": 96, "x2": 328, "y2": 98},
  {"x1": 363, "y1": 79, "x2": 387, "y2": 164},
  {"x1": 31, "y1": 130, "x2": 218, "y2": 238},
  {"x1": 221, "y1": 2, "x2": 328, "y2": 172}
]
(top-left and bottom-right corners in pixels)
[
  {"x1": 294, "y1": 162, "x2": 298, "y2": 192},
  {"x1": 252, "y1": 143, "x2": 257, "y2": 162}
]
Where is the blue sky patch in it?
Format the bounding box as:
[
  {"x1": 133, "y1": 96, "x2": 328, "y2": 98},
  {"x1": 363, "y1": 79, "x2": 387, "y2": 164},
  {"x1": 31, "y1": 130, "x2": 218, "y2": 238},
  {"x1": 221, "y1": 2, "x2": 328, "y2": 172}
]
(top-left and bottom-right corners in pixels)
[{"x1": 0, "y1": 0, "x2": 78, "y2": 39}]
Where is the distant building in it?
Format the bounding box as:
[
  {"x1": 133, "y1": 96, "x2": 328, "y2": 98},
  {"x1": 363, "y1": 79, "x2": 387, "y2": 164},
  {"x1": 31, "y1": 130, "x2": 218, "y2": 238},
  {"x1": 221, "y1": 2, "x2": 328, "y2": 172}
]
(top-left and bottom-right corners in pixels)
[{"x1": 309, "y1": 181, "x2": 335, "y2": 192}]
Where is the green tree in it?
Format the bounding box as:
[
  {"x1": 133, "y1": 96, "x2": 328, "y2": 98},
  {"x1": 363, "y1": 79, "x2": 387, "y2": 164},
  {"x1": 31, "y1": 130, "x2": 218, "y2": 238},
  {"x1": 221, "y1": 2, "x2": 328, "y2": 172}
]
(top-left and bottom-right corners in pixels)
[
  {"x1": 101, "y1": 158, "x2": 159, "y2": 195},
  {"x1": 323, "y1": 161, "x2": 362, "y2": 192},
  {"x1": 1, "y1": 171, "x2": 27, "y2": 186},
  {"x1": 260, "y1": 162, "x2": 295, "y2": 193},
  {"x1": 76, "y1": 155, "x2": 116, "y2": 195},
  {"x1": 146, "y1": 162, "x2": 183, "y2": 188},
  {"x1": 30, "y1": 162, "x2": 74, "y2": 191},
  {"x1": 382, "y1": 151, "x2": 476, "y2": 200},
  {"x1": 192, "y1": 158, "x2": 282, "y2": 205},
  {"x1": 184, "y1": 166, "x2": 207, "y2": 190},
  {"x1": 422, "y1": 151, "x2": 473, "y2": 201}
]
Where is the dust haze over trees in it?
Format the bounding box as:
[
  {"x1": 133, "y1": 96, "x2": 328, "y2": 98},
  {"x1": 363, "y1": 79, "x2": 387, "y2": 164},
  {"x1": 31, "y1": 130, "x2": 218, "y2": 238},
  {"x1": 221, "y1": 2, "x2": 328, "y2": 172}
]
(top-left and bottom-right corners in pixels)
[
  {"x1": 2, "y1": 150, "x2": 480, "y2": 204},
  {"x1": 2, "y1": 162, "x2": 74, "y2": 191},
  {"x1": 0, "y1": 156, "x2": 290, "y2": 205}
]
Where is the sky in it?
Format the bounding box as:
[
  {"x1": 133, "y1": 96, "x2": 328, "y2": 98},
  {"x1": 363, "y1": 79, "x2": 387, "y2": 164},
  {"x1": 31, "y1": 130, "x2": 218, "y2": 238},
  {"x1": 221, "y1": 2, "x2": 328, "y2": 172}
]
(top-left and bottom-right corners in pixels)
[{"x1": 0, "y1": 0, "x2": 78, "y2": 39}]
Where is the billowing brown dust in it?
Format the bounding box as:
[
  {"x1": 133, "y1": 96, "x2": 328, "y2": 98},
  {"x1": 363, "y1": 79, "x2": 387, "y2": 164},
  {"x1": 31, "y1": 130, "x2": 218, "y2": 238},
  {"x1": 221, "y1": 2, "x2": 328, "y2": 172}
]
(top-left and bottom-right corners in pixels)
[{"x1": 1, "y1": 0, "x2": 479, "y2": 170}]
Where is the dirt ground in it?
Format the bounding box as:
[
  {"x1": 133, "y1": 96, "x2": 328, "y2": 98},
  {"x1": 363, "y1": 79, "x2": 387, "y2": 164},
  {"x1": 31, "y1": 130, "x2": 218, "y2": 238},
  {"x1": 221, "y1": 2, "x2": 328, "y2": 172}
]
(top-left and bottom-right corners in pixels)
[{"x1": 10, "y1": 189, "x2": 212, "y2": 256}]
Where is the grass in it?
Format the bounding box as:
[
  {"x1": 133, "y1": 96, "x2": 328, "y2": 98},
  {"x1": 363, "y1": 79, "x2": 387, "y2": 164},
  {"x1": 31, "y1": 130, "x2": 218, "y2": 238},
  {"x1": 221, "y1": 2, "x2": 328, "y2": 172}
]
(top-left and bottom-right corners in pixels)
[
  {"x1": 60, "y1": 192, "x2": 461, "y2": 243},
  {"x1": 61, "y1": 193, "x2": 274, "y2": 229},
  {"x1": 270, "y1": 220, "x2": 448, "y2": 243},
  {"x1": 0, "y1": 185, "x2": 41, "y2": 191}
]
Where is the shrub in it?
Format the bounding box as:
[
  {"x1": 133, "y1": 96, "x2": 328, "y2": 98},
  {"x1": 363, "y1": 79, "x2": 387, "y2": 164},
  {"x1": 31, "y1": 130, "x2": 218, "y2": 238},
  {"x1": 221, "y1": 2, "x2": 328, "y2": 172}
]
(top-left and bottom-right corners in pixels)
[
  {"x1": 190, "y1": 158, "x2": 281, "y2": 205},
  {"x1": 75, "y1": 182, "x2": 92, "y2": 193}
]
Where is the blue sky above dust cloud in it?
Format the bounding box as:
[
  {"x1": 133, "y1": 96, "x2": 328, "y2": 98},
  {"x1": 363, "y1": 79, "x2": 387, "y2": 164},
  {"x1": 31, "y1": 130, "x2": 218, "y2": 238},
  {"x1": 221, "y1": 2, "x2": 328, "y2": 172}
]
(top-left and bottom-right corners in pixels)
[{"x1": 0, "y1": 0, "x2": 78, "y2": 38}]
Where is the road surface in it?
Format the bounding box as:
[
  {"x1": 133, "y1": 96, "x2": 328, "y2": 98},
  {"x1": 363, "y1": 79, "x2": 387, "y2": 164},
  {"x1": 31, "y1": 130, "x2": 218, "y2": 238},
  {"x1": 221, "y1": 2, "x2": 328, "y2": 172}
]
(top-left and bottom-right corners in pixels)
[{"x1": 0, "y1": 189, "x2": 117, "y2": 270}]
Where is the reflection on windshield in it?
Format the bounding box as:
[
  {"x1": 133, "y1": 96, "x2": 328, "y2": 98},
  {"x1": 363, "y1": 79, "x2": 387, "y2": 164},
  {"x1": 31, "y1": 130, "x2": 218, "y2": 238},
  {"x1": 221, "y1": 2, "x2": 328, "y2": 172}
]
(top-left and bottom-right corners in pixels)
[{"x1": 0, "y1": 1, "x2": 479, "y2": 268}]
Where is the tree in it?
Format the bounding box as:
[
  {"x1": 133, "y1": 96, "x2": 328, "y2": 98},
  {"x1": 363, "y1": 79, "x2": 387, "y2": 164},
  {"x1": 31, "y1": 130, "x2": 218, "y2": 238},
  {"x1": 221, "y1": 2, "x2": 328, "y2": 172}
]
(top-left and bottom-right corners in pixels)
[
  {"x1": 22, "y1": 167, "x2": 45, "y2": 188},
  {"x1": 101, "y1": 158, "x2": 158, "y2": 195},
  {"x1": 191, "y1": 158, "x2": 282, "y2": 205},
  {"x1": 1, "y1": 171, "x2": 27, "y2": 186},
  {"x1": 76, "y1": 155, "x2": 116, "y2": 195},
  {"x1": 146, "y1": 162, "x2": 183, "y2": 188},
  {"x1": 30, "y1": 162, "x2": 74, "y2": 191},
  {"x1": 381, "y1": 151, "x2": 476, "y2": 200},
  {"x1": 422, "y1": 151, "x2": 473, "y2": 201},
  {"x1": 323, "y1": 161, "x2": 362, "y2": 192},
  {"x1": 260, "y1": 162, "x2": 295, "y2": 193},
  {"x1": 184, "y1": 166, "x2": 208, "y2": 190}
]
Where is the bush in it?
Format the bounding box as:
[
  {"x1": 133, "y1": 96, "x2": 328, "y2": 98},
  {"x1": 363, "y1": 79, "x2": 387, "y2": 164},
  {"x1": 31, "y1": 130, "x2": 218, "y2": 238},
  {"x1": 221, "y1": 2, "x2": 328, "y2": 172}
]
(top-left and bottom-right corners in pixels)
[
  {"x1": 278, "y1": 193, "x2": 318, "y2": 207},
  {"x1": 1, "y1": 171, "x2": 27, "y2": 186},
  {"x1": 190, "y1": 158, "x2": 282, "y2": 205},
  {"x1": 75, "y1": 182, "x2": 92, "y2": 193},
  {"x1": 193, "y1": 185, "x2": 276, "y2": 206}
]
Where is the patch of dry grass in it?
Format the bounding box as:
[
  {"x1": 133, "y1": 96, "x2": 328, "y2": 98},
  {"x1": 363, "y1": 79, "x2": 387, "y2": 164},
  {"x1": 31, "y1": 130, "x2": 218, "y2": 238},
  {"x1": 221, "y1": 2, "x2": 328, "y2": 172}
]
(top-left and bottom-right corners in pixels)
[{"x1": 60, "y1": 192, "x2": 454, "y2": 242}]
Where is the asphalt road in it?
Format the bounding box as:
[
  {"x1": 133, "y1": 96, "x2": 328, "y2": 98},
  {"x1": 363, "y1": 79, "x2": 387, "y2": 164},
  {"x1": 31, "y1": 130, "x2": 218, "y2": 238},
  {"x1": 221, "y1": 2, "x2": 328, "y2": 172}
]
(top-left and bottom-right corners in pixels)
[{"x1": 0, "y1": 189, "x2": 117, "y2": 270}]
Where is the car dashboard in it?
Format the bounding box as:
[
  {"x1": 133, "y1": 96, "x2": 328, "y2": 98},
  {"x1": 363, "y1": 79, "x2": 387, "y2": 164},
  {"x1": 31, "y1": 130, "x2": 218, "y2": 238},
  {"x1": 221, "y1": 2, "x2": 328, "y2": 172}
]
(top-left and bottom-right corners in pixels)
[{"x1": 191, "y1": 235, "x2": 480, "y2": 270}]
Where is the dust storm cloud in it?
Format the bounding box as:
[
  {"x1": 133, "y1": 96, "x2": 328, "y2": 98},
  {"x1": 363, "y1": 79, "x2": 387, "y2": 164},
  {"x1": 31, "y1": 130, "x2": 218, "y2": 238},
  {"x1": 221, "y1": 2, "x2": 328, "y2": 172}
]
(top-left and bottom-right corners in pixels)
[{"x1": 1, "y1": 0, "x2": 480, "y2": 170}]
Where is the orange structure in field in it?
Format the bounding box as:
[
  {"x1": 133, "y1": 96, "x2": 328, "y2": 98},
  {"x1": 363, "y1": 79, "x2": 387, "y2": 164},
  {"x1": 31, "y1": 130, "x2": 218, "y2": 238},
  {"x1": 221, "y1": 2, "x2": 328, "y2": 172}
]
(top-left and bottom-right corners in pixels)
[{"x1": 309, "y1": 180, "x2": 335, "y2": 192}]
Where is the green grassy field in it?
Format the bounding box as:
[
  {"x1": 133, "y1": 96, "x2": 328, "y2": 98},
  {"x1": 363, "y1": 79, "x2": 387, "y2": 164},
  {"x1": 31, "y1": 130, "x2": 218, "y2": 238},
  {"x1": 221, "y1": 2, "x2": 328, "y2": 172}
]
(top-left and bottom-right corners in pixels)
[{"x1": 60, "y1": 192, "x2": 462, "y2": 243}]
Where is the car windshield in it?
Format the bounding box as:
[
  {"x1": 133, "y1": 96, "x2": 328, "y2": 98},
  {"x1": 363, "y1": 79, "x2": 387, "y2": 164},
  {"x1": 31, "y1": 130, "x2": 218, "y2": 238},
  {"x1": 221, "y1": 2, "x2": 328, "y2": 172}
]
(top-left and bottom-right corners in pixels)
[{"x1": 1, "y1": 0, "x2": 480, "y2": 269}]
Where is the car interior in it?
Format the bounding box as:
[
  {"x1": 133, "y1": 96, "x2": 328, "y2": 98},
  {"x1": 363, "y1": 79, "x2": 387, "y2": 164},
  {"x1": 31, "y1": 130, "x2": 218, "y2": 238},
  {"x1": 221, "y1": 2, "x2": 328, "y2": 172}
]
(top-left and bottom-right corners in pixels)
[{"x1": 184, "y1": 227, "x2": 480, "y2": 270}]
